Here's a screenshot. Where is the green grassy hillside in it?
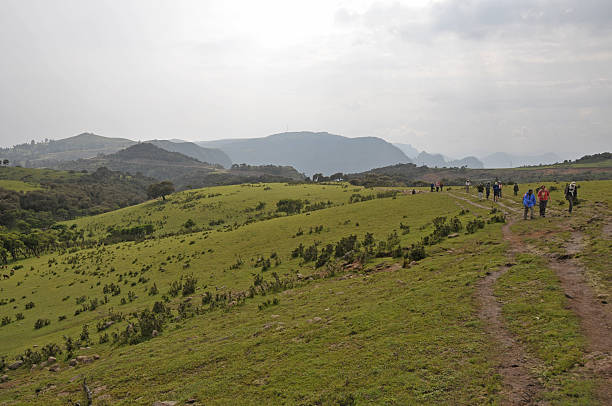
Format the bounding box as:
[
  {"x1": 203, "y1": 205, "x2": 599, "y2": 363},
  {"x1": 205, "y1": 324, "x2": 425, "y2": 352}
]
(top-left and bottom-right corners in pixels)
[{"x1": 0, "y1": 181, "x2": 610, "y2": 405}]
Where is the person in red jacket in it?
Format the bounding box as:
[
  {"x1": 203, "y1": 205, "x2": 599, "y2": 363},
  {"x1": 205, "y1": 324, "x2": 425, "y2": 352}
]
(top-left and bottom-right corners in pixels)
[{"x1": 537, "y1": 185, "x2": 550, "y2": 217}]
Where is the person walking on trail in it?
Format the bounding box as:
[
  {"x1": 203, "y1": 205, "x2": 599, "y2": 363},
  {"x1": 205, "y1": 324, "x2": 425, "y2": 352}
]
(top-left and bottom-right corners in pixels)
[
  {"x1": 477, "y1": 183, "x2": 484, "y2": 200},
  {"x1": 435, "y1": 181, "x2": 440, "y2": 192},
  {"x1": 465, "y1": 179, "x2": 471, "y2": 193},
  {"x1": 498, "y1": 182, "x2": 503, "y2": 198},
  {"x1": 523, "y1": 189, "x2": 536, "y2": 220},
  {"x1": 430, "y1": 183, "x2": 435, "y2": 192},
  {"x1": 486, "y1": 182, "x2": 491, "y2": 200},
  {"x1": 537, "y1": 185, "x2": 550, "y2": 217},
  {"x1": 492, "y1": 182, "x2": 500, "y2": 202},
  {"x1": 513, "y1": 183, "x2": 519, "y2": 196},
  {"x1": 565, "y1": 181, "x2": 578, "y2": 213}
]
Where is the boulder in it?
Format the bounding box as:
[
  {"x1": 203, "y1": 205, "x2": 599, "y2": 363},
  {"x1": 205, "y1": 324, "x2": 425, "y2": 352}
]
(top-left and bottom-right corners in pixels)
[
  {"x1": 47, "y1": 356, "x2": 57, "y2": 364},
  {"x1": 152, "y1": 330, "x2": 158, "y2": 337},
  {"x1": 152, "y1": 402, "x2": 178, "y2": 406},
  {"x1": 93, "y1": 354, "x2": 100, "y2": 360},
  {"x1": 8, "y1": 360, "x2": 23, "y2": 370},
  {"x1": 69, "y1": 359, "x2": 77, "y2": 366},
  {"x1": 48, "y1": 365, "x2": 60, "y2": 372}
]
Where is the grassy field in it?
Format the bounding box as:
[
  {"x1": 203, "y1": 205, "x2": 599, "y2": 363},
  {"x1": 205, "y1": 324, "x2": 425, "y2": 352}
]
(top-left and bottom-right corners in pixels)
[
  {"x1": 0, "y1": 180, "x2": 610, "y2": 405},
  {"x1": 0, "y1": 166, "x2": 83, "y2": 183},
  {"x1": 0, "y1": 180, "x2": 42, "y2": 192}
]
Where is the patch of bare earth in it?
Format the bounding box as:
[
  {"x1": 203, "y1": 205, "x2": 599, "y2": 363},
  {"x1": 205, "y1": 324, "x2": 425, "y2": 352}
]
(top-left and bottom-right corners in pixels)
[{"x1": 547, "y1": 231, "x2": 612, "y2": 404}]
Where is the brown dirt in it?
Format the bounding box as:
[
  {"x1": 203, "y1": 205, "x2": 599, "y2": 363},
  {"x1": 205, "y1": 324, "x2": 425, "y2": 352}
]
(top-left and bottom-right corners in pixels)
[
  {"x1": 475, "y1": 219, "x2": 544, "y2": 405},
  {"x1": 546, "y1": 231, "x2": 612, "y2": 404},
  {"x1": 453, "y1": 191, "x2": 612, "y2": 404}
]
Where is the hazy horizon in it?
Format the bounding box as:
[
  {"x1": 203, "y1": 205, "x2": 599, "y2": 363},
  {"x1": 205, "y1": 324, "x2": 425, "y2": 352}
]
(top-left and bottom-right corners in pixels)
[{"x1": 1, "y1": 1, "x2": 611, "y2": 159}]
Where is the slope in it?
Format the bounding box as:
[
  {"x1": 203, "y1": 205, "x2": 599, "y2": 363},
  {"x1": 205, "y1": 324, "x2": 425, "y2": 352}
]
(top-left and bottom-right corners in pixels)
[{"x1": 199, "y1": 131, "x2": 411, "y2": 175}]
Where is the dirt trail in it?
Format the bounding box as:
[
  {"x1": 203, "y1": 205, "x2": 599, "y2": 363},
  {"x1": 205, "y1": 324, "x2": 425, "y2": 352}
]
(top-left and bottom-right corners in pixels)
[
  {"x1": 451, "y1": 191, "x2": 612, "y2": 404},
  {"x1": 476, "y1": 220, "x2": 543, "y2": 405},
  {"x1": 547, "y1": 232, "x2": 612, "y2": 403},
  {"x1": 451, "y1": 192, "x2": 543, "y2": 403}
]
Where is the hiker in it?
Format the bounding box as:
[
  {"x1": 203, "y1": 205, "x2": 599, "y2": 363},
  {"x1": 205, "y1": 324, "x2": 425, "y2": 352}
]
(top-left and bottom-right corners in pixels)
[
  {"x1": 440, "y1": 182, "x2": 444, "y2": 191},
  {"x1": 411, "y1": 189, "x2": 416, "y2": 195},
  {"x1": 523, "y1": 189, "x2": 536, "y2": 220},
  {"x1": 498, "y1": 182, "x2": 503, "y2": 198},
  {"x1": 477, "y1": 183, "x2": 484, "y2": 200},
  {"x1": 435, "y1": 181, "x2": 440, "y2": 192},
  {"x1": 537, "y1": 185, "x2": 550, "y2": 217},
  {"x1": 485, "y1": 182, "x2": 491, "y2": 200},
  {"x1": 430, "y1": 183, "x2": 435, "y2": 192},
  {"x1": 492, "y1": 182, "x2": 500, "y2": 202},
  {"x1": 465, "y1": 179, "x2": 471, "y2": 193},
  {"x1": 513, "y1": 183, "x2": 519, "y2": 196},
  {"x1": 565, "y1": 181, "x2": 578, "y2": 213}
]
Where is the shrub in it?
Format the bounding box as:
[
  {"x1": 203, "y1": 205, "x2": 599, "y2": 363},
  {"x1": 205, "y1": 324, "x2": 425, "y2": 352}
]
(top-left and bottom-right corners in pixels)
[
  {"x1": 466, "y1": 218, "x2": 486, "y2": 234},
  {"x1": 182, "y1": 274, "x2": 197, "y2": 296},
  {"x1": 25, "y1": 301, "x2": 35, "y2": 310},
  {"x1": 16, "y1": 312, "x2": 24, "y2": 320},
  {"x1": 406, "y1": 244, "x2": 426, "y2": 262},
  {"x1": 34, "y1": 318, "x2": 50, "y2": 329},
  {"x1": 276, "y1": 199, "x2": 303, "y2": 214}
]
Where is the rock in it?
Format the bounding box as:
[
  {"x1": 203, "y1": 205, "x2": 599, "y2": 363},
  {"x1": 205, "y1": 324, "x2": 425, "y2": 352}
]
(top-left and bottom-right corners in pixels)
[
  {"x1": 47, "y1": 356, "x2": 57, "y2": 364},
  {"x1": 93, "y1": 354, "x2": 100, "y2": 360},
  {"x1": 48, "y1": 365, "x2": 60, "y2": 372},
  {"x1": 8, "y1": 360, "x2": 23, "y2": 370},
  {"x1": 270, "y1": 314, "x2": 280, "y2": 318},
  {"x1": 30, "y1": 364, "x2": 38, "y2": 370},
  {"x1": 152, "y1": 329, "x2": 159, "y2": 337},
  {"x1": 313, "y1": 317, "x2": 322, "y2": 322},
  {"x1": 185, "y1": 400, "x2": 197, "y2": 404},
  {"x1": 69, "y1": 359, "x2": 77, "y2": 366},
  {"x1": 152, "y1": 402, "x2": 178, "y2": 406},
  {"x1": 1, "y1": 374, "x2": 8, "y2": 382},
  {"x1": 448, "y1": 233, "x2": 459, "y2": 238}
]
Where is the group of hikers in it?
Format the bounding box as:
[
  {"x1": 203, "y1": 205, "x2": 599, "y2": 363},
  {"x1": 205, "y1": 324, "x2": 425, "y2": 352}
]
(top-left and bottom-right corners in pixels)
[
  {"x1": 462, "y1": 178, "x2": 579, "y2": 220},
  {"x1": 430, "y1": 181, "x2": 445, "y2": 192},
  {"x1": 467, "y1": 180, "x2": 507, "y2": 202},
  {"x1": 522, "y1": 181, "x2": 578, "y2": 219}
]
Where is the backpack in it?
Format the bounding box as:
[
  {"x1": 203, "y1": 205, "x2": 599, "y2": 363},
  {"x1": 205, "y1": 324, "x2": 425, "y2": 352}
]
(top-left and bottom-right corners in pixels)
[{"x1": 568, "y1": 183, "x2": 576, "y2": 193}]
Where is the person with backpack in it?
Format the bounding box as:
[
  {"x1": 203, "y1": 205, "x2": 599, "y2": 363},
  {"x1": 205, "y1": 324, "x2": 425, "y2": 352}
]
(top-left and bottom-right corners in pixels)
[
  {"x1": 498, "y1": 182, "x2": 503, "y2": 198},
  {"x1": 430, "y1": 183, "x2": 435, "y2": 192},
  {"x1": 465, "y1": 179, "x2": 471, "y2": 193},
  {"x1": 537, "y1": 185, "x2": 550, "y2": 217},
  {"x1": 492, "y1": 182, "x2": 500, "y2": 202},
  {"x1": 477, "y1": 183, "x2": 484, "y2": 200},
  {"x1": 523, "y1": 189, "x2": 536, "y2": 220},
  {"x1": 485, "y1": 182, "x2": 491, "y2": 200},
  {"x1": 513, "y1": 183, "x2": 519, "y2": 196},
  {"x1": 565, "y1": 181, "x2": 578, "y2": 213}
]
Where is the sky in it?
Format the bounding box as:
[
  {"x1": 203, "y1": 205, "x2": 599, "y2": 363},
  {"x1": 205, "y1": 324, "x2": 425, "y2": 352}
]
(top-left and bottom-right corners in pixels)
[{"x1": 0, "y1": 0, "x2": 611, "y2": 159}]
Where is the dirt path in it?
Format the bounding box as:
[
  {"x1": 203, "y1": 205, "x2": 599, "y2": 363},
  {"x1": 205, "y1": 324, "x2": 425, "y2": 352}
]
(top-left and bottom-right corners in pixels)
[
  {"x1": 450, "y1": 191, "x2": 612, "y2": 404},
  {"x1": 547, "y1": 232, "x2": 612, "y2": 403},
  {"x1": 476, "y1": 222, "x2": 543, "y2": 405}
]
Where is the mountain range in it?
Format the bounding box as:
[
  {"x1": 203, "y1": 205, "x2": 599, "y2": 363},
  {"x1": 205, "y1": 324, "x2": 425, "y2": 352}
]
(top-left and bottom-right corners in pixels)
[{"x1": 198, "y1": 131, "x2": 411, "y2": 176}]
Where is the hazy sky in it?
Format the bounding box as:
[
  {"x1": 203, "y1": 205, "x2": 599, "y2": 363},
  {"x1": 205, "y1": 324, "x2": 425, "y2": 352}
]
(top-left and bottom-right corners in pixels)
[{"x1": 1, "y1": 0, "x2": 611, "y2": 158}]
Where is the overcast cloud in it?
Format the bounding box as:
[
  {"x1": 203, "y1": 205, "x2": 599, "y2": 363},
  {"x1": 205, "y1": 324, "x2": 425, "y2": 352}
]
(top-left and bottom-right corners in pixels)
[{"x1": 0, "y1": 0, "x2": 610, "y2": 159}]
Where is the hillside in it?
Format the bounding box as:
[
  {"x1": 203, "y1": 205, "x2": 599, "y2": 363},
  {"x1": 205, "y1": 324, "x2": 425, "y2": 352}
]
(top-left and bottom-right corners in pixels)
[
  {"x1": 346, "y1": 154, "x2": 612, "y2": 187},
  {"x1": 146, "y1": 140, "x2": 231, "y2": 168},
  {"x1": 0, "y1": 179, "x2": 610, "y2": 404},
  {"x1": 58, "y1": 143, "x2": 304, "y2": 190},
  {"x1": 198, "y1": 131, "x2": 411, "y2": 175},
  {"x1": 0, "y1": 133, "x2": 232, "y2": 169}
]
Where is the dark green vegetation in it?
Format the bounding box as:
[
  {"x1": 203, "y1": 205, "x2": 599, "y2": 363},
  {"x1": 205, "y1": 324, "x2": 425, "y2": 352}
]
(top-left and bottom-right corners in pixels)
[
  {"x1": 58, "y1": 143, "x2": 305, "y2": 190},
  {"x1": 0, "y1": 179, "x2": 610, "y2": 405}
]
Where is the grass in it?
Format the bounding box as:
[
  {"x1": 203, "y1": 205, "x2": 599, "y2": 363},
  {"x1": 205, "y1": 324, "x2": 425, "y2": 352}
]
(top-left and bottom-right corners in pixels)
[
  {"x1": 0, "y1": 166, "x2": 83, "y2": 183},
  {"x1": 0, "y1": 180, "x2": 610, "y2": 404},
  {"x1": 0, "y1": 180, "x2": 42, "y2": 192}
]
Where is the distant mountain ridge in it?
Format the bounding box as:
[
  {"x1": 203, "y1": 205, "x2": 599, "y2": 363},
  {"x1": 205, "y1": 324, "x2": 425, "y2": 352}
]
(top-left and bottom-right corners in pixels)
[
  {"x1": 480, "y1": 152, "x2": 561, "y2": 168},
  {"x1": 1, "y1": 133, "x2": 231, "y2": 168},
  {"x1": 413, "y1": 151, "x2": 484, "y2": 169},
  {"x1": 58, "y1": 143, "x2": 304, "y2": 189},
  {"x1": 198, "y1": 131, "x2": 411, "y2": 175}
]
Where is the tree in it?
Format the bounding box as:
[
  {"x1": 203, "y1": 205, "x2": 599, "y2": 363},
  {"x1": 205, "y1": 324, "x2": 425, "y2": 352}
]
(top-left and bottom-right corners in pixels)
[{"x1": 147, "y1": 181, "x2": 175, "y2": 201}]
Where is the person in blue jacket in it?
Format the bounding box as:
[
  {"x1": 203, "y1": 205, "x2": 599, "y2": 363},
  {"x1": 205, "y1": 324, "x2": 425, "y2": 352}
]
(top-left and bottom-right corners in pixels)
[{"x1": 523, "y1": 189, "x2": 536, "y2": 220}]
